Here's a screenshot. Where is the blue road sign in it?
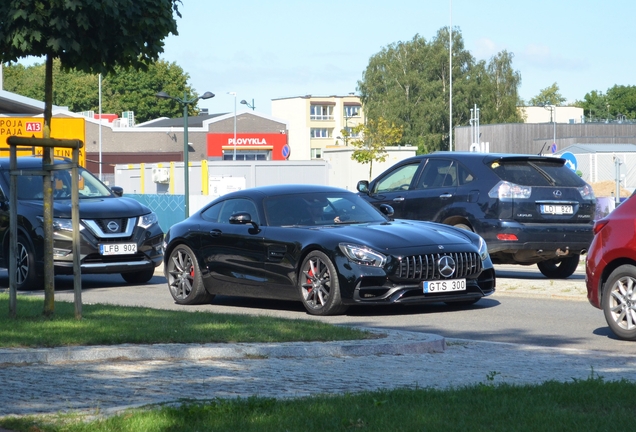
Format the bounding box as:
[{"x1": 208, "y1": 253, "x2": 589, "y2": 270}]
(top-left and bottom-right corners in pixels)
[
  {"x1": 560, "y1": 151, "x2": 577, "y2": 171},
  {"x1": 282, "y1": 144, "x2": 290, "y2": 159}
]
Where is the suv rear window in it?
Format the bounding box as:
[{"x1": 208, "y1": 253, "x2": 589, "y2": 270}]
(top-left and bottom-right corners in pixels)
[{"x1": 490, "y1": 160, "x2": 582, "y2": 187}]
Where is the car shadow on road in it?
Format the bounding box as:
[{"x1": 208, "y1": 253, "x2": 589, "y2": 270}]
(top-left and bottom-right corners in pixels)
[
  {"x1": 208, "y1": 295, "x2": 501, "y2": 317},
  {"x1": 495, "y1": 266, "x2": 585, "y2": 281},
  {"x1": 0, "y1": 270, "x2": 166, "y2": 292}
]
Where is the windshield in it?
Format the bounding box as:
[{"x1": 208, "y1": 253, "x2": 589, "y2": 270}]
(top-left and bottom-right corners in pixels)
[
  {"x1": 265, "y1": 192, "x2": 389, "y2": 226},
  {"x1": 8, "y1": 167, "x2": 113, "y2": 200}
]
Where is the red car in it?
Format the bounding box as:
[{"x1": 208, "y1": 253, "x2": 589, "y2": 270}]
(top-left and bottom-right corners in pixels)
[{"x1": 586, "y1": 192, "x2": 636, "y2": 340}]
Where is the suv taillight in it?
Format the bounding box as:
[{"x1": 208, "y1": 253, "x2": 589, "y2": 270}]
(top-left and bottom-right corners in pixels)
[
  {"x1": 578, "y1": 184, "x2": 596, "y2": 200},
  {"x1": 488, "y1": 181, "x2": 531, "y2": 201}
]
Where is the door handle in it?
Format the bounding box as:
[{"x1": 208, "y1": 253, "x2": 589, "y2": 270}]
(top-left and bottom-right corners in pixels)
[
  {"x1": 392, "y1": 197, "x2": 405, "y2": 202},
  {"x1": 209, "y1": 229, "x2": 222, "y2": 237},
  {"x1": 439, "y1": 193, "x2": 453, "y2": 199}
]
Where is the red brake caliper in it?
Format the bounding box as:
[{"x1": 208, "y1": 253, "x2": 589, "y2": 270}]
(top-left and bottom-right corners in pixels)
[{"x1": 306, "y1": 268, "x2": 313, "y2": 293}]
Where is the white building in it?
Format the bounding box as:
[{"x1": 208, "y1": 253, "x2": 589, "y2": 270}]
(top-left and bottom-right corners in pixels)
[
  {"x1": 272, "y1": 94, "x2": 364, "y2": 160},
  {"x1": 519, "y1": 106, "x2": 585, "y2": 124}
]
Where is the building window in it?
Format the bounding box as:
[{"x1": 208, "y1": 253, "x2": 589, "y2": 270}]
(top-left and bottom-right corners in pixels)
[
  {"x1": 344, "y1": 105, "x2": 360, "y2": 118},
  {"x1": 343, "y1": 126, "x2": 361, "y2": 139},
  {"x1": 311, "y1": 148, "x2": 323, "y2": 159},
  {"x1": 310, "y1": 105, "x2": 334, "y2": 120},
  {"x1": 222, "y1": 150, "x2": 270, "y2": 160},
  {"x1": 310, "y1": 128, "x2": 332, "y2": 138}
]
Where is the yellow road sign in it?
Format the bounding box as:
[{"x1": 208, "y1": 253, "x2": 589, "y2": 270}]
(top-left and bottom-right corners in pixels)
[{"x1": 0, "y1": 117, "x2": 86, "y2": 166}]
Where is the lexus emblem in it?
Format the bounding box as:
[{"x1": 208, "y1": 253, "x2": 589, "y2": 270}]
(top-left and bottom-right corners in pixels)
[
  {"x1": 106, "y1": 221, "x2": 120, "y2": 232},
  {"x1": 438, "y1": 255, "x2": 456, "y2": 278},
  {"x1": 553, "y1": 190, "x2": 562, "y2": 198}
]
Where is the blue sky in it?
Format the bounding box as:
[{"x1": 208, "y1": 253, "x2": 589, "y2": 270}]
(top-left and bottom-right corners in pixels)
[{"x1": 159, "y1": 0, "x2": 635, "y2": 117}]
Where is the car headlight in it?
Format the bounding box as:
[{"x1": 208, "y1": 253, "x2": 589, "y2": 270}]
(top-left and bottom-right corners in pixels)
[
  {"x1": 339, "y1": 243, "x2": 387, "y2": 267},
  {"x1": 478, "y1": 236, "x2": 489, "y2": 261},
  {"x1": 138, "y1": 212, "x2": 158, "y2": 229},
  {"x1": 38, "y1": 216, "x2": 82, "y2": 232}
]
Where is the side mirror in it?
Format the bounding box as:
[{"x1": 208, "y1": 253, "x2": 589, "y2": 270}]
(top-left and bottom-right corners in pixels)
[
  {"x1": 110, "y1": 186, "x2": 124, "y2": 197},
  {"x1": 357, "y1": 180, "x2": 370, "y2": 194},
  {"x1": 229, "y1": 211, "x2": 260, "y2": 233},
  {"x1": 379, "y1": 204, "x2": 394, "y2": 218}
]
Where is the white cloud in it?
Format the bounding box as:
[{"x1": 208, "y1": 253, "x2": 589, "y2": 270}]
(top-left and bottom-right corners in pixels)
[
  {"x1": 471, "y1": 38, "x2": 501, "y2": 60},
  {"x1": 518, "y1": 44, "x2": 589, "y2": 71}
]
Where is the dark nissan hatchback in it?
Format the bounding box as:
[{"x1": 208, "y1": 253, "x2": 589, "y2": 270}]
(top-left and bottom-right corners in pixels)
[
  {"x1": 358, "y1": 152, "x2": 596, "y2": 278},
  {"x1": 0, "y1": 157, "x2": 164, "y2": 290}
]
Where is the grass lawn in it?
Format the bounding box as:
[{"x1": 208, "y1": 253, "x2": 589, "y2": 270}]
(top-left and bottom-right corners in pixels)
[
  {"x1": 2, "y1": 378, "x2": 636, "y2": 431},
  {"x1": 0, "y1": 293, "x2": 371, "y2": 347}
]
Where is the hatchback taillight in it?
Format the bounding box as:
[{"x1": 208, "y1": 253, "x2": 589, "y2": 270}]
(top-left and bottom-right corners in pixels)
[{"x1": 592, "y1": 219, "x2": 609, "y2": 235}]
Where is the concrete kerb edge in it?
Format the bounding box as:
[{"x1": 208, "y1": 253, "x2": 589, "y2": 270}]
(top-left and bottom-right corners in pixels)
[{"x1": 0, "y1": 329, "x2": 445, "y2": 365}]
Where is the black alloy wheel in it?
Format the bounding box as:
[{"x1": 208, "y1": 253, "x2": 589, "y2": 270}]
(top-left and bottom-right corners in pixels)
[
  {"x1": 299, "y1": 251, "x2": 348, "y2": 316},
  {"x1": 165, "y1": 244, "x2": 214, "y2": 305}
]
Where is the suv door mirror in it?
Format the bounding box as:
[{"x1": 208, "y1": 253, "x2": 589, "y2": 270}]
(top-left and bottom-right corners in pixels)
[{"x1": 357, "y1": 180, "x2": 369, "y2": 194}]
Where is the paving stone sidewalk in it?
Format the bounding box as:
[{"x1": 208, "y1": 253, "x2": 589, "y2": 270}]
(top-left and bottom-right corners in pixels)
[{"x1": 2, "y1": 330, "x2": 636, "y2": 420}]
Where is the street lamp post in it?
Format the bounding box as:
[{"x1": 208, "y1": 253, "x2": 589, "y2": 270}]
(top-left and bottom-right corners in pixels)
[
  {"x1": 240, "y1": 99, "x2": 255, "y2": 110},
  {"x1": 228, "y1": 92, "x2": 237, "y2": 160},
  {"x1": 543, "y1": 104, "x2": 556, "y2": 151},
  {"x1": 155, "y1": 90, "x2": 215, "y2": 219}
]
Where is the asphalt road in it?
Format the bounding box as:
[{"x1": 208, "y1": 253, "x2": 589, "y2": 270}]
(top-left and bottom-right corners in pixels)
[{"x1": 2, "y1": 263, "x2": 634, "y2": 355}]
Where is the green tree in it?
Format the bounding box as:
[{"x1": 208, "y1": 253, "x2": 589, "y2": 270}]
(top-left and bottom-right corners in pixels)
[
  {"x1": 3, "y1": 59, "x2": 194, "y2": 124},
  {"x1": 574, "y1": 90, "x2": 608, "y2": 121},
  {"x1": 357, "y1": 27, "x2": 522, "y2": 154},
  {"x1": 482, "y1": 51, "x2": 523, "y2": 123},
  {"x1": 529, "y1": 82, "x2": 567, "y2": 106},
  {"x1": 0, "y1": 0, "x2": 182, "y2": 317},
  {"x1": 350, "y1": 117, "x2": 403, "y2": 180},
  {"x1": 606, "y1": 85, "x2": 636, "y2": 120}
]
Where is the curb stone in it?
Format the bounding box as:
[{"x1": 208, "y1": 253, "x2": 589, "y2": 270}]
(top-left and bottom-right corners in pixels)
[{"x1": 0, "y1": 329, "x2": 445, "y2": 366}]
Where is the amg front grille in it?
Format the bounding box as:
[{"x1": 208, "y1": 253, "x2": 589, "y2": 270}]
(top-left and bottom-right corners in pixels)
[{"x1": 395, "y1": 252, "x2": 482, "y2": 281}]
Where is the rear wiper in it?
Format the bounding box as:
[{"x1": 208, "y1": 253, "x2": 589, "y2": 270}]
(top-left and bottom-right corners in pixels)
[{"x1": 528, "y1": 162, "x2": 556, "y2": 186}]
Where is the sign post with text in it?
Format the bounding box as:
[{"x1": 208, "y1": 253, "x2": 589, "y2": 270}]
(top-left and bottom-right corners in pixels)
[{"x1": 0, "y1": 117, "x2": 86, "y2": 166}]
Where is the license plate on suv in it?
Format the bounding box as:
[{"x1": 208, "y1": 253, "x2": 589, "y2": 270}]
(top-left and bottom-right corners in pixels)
[
  {"x1": 100, "y1": 243, "x2": 137, "y2": 255},
  {"x1": 422, "y1": 278, "x2": 466, "y2": 293},
  {"x1": 540, "y1": 204, "x2": 573, "y2": 215}
]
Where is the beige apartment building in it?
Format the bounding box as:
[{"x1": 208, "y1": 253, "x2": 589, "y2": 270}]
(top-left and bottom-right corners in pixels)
[{"x1": 271, "y1": 94, "x2": 365, "y2": 160}]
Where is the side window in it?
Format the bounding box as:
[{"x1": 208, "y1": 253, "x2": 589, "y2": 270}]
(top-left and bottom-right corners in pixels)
[
  {"x1": 416, "y1": 159, "x2": 456, "y2": 189},
  {"x1": 200, "y1": 202, "x2": 223, "y2": 222},
  {"x1": 217, "y1": 198, "x2": 260, "y2": 224},
  {"x1": 457, "y1": 163, "x2": 475, "y2": 186},
  {"x1": 374, "y1": 163, "x2": 420, "y2": 193}
]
